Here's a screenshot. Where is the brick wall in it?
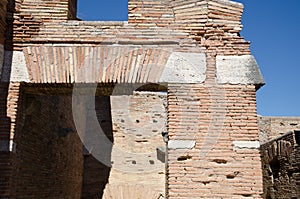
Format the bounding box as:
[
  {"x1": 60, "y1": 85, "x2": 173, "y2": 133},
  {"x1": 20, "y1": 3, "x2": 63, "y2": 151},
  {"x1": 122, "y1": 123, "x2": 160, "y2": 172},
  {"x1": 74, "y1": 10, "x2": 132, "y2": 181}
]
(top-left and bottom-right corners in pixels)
[
  {"x1": 170, "y1": 0, "x2": 250, "y2": 55},
  {"x1": 261, "y1": 131, "x2": 300, "y2": 199},
  {"x1": 258, "y1": 116, "x2": 300, "y2": 144},
  {"x1": 5, "y1": 0, "x2": 77, "y2": 50},
  {"x1": 7, "y1": 0, "x2": 250, "y2": 53},
  {"x1": 167, "y1": 84, "x2": 263, "y2": 198},
  {"x1": 11, "y1": 90, "x2": 83, "y2": 198},
  {"x1": 0, "y1": 0, "x2": 7, "y2": 45},
  {"x1": 128, "y1": 0, "x2": 174, "y2": 28}
]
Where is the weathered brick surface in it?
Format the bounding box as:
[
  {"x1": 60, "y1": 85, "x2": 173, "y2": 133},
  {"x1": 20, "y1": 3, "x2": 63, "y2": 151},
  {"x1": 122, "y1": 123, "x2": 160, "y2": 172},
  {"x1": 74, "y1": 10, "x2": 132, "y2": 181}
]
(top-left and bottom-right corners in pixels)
[
  {"x1": 7, "y1": 0, "x2": 249, "y2": 53},
  {"x1": 5, "y1": 0, "x2": 77, "y2": 50},
  {"x1": 23, "y1": 46, "x2": 174, "y2": 83},
  {"x1": 0, "y1": 0, "x2": 7, "y2": 45},
  {"x1": 167, "y1": 84, "x2": 263, "y2": 198},
  {"x1": 261, "y1": 131, "x2": 300, "y2": 199},
  {"x1": 258, "y1": 116, "x2": 300, "y2": 144},
  {"x1": 171, "y1": 0, "x2": 250, "y2": 55}
]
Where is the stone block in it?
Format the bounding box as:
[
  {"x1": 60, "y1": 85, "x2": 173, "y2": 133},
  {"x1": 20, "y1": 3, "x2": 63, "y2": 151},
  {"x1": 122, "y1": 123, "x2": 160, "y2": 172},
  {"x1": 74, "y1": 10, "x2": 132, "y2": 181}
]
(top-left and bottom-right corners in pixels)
[
  {"x1": 216, "y1": 55, "x2": 265, "y2": 85},
  {"x1": 160, "y1": 52, "x2": 206, "y2": 84},
  {"x1": 168, "y1": 140, "x2": 196, "y2": 149}
]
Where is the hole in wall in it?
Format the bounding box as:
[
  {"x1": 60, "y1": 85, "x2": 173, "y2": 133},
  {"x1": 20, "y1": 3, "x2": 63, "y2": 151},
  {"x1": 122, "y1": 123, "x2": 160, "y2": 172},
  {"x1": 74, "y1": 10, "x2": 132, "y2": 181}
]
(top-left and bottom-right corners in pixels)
[
  {"x1": 202, "y1": 181, "x2": 211, "y2": 185},
  {"x1": 149, "y1": 160, "x2": 155, "y2": 165},
  {"x1": 226, "y1": 171, "x2": 239, "y2": 179},
  {"x1": 177, "y1": 155, "x2": 192, "y2": 161},
  {"x1": 269, "y1": 158, "x2": 280, "y2": 179},
  {"x1": 212, "y1": 159, "x2": 227, "y2": 164},
  {"x1": 242, "y1": 194, "x2": 253, "y2": 197}
]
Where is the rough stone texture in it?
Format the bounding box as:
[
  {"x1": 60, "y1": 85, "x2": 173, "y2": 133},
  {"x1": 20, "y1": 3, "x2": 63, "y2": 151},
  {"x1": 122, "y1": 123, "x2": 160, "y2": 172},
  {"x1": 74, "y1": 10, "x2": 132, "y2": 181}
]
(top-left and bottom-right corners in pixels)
[
  {"x1": 108, "y1": 92, "x2": 167, "y2": 196},
  {"x1": 258, "y1": 116, "x2": 300, "y2": 144},
  {"x1": 103, "y1": 184, "x2": 162, "y2": 199},
  {"x1": 260, "y1": 131, "x2": 300, "y2": 199},
  {"x1": 216, "y1": 55, "x2": 265, "y2": 85}
]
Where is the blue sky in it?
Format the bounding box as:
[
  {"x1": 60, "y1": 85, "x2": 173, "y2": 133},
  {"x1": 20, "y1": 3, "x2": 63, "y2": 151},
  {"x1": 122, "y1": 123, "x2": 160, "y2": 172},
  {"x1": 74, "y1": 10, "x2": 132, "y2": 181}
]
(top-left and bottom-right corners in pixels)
[{"x1": 77, "y1": 0, "x2": 300, "y2": 116}]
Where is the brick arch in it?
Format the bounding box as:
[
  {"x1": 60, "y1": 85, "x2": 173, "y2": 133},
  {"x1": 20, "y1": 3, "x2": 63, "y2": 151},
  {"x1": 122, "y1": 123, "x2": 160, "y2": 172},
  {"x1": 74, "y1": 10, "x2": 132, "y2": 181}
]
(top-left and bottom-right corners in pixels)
[{"x1": 21, "y1": 45, "x2": 206, "y2": 84}]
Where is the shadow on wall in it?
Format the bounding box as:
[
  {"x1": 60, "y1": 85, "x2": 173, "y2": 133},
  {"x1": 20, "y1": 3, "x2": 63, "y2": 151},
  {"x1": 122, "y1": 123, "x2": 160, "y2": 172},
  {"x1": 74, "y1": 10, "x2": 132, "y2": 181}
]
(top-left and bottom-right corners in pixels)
[
  {"x1": 0, "y1": 1, "x2": 14, "y2": 197},
  {"x1": 81, "y1": 96, "x2": 114, "y2": 198},
  {"x1": 10, "y1": 86, "x2": 114, "y2": 198}
]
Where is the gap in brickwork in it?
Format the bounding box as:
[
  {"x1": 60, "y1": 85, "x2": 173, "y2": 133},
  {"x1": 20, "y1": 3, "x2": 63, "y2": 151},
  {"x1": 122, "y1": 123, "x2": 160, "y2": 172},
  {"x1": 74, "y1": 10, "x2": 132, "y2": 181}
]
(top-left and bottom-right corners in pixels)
[{"x1": 77, "y1": 0, "x2": 128, "y2": 21}]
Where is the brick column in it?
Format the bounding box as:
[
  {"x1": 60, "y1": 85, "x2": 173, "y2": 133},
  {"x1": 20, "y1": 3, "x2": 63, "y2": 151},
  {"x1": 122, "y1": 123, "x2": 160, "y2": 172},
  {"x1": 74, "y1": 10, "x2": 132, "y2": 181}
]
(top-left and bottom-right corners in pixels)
[{"x1": 166, "y1": 50, "x2": 263, "y2": 198}]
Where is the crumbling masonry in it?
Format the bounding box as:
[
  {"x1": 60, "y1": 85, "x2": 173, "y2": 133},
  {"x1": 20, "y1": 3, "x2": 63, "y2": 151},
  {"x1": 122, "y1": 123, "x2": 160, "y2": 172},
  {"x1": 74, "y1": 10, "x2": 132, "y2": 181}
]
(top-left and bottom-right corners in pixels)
[{"x1": 0, "y1": 0, "x2": 277, "y2": 198}]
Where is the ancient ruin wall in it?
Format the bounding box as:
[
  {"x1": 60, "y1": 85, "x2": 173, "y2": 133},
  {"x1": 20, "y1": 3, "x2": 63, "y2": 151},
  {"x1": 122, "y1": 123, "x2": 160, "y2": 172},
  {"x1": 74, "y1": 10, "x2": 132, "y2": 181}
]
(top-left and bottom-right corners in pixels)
[
  {"x1": 258, "y1": 116, "x2": 300, "y2": 144},
  {"x1": 167, "y1": 84, "x2": 263, "y2": 198},
  {"x1": 0, "y1": 0, "x2": 266, "y2": 198},
  {"x1": 261, "y1": 131, "x2": 300, "y2": 199}
]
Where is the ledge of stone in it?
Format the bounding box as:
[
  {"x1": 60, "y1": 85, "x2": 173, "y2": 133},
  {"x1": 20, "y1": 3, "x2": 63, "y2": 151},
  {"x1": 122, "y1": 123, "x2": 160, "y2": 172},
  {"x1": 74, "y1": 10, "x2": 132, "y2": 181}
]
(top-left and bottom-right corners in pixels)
[
  {"x1": 233, "y1": 141, "x2": 260, "y2": 150},
  {"x1": 168, "y1": 140, "x2": 196, "y2": 150},
  {"x1": 216, "y1": 55, "x2": 265, "y2": 86}
]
